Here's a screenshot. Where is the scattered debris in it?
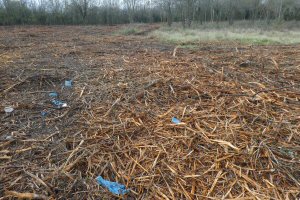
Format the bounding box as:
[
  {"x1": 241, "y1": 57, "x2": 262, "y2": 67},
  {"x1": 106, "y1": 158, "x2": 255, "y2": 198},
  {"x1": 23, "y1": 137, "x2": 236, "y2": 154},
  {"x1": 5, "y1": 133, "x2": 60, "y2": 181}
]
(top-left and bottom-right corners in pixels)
[
  {"x1": 239, "y1": 60, "x2": 252, "y2": 67},
  {"x1": 41, "y1": 110, "x2": 48, "y2": 117},
  {"x1": 96, "y1": 176, "x2": 129, "y2": 195},
  {"x1": 51, "y1": 99, "x2": 67, "y2": 108},
  {"x1": 4, "y1": 106, "x2": 14, "y2": 113},
  {"x1": 5, "y1": 135, "x2": 13, "y2": 140},
  {"x1": 41, "y1": 110, "x2": 48, "y2": 127},
  {"x1": 65, "y1": 80, "x2": 73, "y2": 87},
  {"x1": 171, "y1": 117, "x2": 181, "y2": 124},
  {"x1": 4, "y1": 191, "x2": 49, "y2": 200},
  {"x1": 172, "y1": 45, "x2": 180, "y2": 57},
  {"x1": 49, "y1": 92, "x2": 58, "y2": 98},
  {"x1": 0, "y1": 25, "x2": 299, "y2": 199}
]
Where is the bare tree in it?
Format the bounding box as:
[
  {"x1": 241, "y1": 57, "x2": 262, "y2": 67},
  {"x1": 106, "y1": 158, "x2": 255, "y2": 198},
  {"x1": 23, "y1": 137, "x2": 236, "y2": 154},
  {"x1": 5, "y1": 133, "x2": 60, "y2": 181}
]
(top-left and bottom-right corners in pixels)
[
  {"x1": 154, "y1": 0, "x2": 173, "y2": 26},
  {"x1": 72, "y1": 0, "x2": 89, "y2": 23},
  {"x1": 123, "y1": 0, "x2": 139, "y2": 23},
  {"x1": 224, "y1": 0, "x2": 237, "y2": 25},
  {"x1": 1, "y1": 0, "x2": 300, "y2": 25},
  {"x1": 277, "y1": 0, "x2": 283, "y2": 20},
  {"x1": 165, "y1": 0, "x2": 172, "y2": 26},
  {"x1": 177, "y1": 0, "x2": 194, "y2": 28}
]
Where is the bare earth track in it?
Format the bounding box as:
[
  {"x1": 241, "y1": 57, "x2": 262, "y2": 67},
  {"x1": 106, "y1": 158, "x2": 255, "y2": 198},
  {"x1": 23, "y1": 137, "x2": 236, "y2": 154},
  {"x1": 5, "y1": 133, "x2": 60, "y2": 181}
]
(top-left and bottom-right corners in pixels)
[{"x1": 0, "y1": 25, "x2": 300, "y2": 199}]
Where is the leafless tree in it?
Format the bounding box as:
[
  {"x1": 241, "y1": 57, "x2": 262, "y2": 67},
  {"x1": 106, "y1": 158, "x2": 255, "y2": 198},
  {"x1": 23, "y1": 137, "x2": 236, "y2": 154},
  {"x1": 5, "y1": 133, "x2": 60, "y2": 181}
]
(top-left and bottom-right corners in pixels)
[
  {"x1": 123, "y1": 0, "x2": 139, "y2": 23},
  {"x1": 72, "y1": 0, "x2": 89, "y2": 23},
  {"x1": 1, "y1": 0, "x2": 300, "y2": 25}
]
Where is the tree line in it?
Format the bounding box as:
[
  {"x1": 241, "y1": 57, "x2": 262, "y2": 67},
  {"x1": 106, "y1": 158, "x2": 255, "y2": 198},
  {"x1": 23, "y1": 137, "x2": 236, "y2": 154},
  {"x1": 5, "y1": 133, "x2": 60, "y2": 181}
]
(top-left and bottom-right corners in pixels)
[{"x1": 0, "y1": 0, "x2": 299, "y2": 26}]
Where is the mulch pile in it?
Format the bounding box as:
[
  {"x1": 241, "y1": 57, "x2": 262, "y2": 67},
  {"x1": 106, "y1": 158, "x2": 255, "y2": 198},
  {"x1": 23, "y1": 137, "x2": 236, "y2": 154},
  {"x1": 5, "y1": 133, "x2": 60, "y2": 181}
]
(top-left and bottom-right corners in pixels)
[{"x1": 0, "y1": 25, "x2": 300, "y2": 199}]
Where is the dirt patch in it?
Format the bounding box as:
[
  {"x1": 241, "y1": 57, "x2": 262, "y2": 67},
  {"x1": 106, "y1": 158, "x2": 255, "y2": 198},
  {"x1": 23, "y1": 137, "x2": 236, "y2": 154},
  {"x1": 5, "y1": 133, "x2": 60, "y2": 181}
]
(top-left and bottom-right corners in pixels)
[{"x1": 0, "y1": 25, "x2": 300, "y2": 199}]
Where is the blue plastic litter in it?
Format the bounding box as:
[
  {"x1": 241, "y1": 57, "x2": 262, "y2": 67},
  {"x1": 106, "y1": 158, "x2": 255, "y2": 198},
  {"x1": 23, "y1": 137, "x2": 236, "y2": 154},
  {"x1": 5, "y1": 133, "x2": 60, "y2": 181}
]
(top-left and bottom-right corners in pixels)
[
  {"x1": 51, "y1": 99, "x2": 67, "y2": 108},
  {"x1": 96, "y1": 176, "x2": 129, "y2": 195},
  {"x1": 172, "y1": 117, "x2": 181, "y2": 124},
  {"x1": 41, "y1": 111, "x2": 48, "y2": 116},
  {"x1": 49, "y1": 92, "x2": 58, "y2": 98},
  {"x1": 65, "y1": 80, "x2": 73, "y2": 87},
  {"x1": 41, "y1": 110, "x2": 48, "y2": 127}
]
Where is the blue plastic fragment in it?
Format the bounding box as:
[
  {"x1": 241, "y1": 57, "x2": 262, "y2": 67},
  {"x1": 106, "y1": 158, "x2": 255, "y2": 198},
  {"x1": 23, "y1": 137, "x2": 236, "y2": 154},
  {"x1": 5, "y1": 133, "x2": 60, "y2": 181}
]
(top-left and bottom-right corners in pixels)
[
  {"x1": 41, "y1": 111, "x2": 48, "y2": 116},
  {"x1": 65, "y1": 80, "x2": 73, "y2": 87},
  {"x1": 49, "y1": 92, "x2": 58, "y2": 98},
  {"x1": 172, "y1": 117, "x2": 181, "y2": 124},
  {"x1": 41, "y1": 110, "x2": 48, "y2": 128},
  {"x1": 96, "y1": 176, "x2": 129, "y2": 195},
  {"x1": 51, "y1": 99, "x2": 67, "y2": 108}
]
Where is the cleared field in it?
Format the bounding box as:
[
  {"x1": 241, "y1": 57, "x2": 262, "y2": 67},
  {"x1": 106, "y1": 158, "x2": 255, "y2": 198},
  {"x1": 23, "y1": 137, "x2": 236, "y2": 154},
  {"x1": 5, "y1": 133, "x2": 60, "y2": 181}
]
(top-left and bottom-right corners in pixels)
[{"x1": 0, "y1": 25, "x2": 300, "y2": 199}]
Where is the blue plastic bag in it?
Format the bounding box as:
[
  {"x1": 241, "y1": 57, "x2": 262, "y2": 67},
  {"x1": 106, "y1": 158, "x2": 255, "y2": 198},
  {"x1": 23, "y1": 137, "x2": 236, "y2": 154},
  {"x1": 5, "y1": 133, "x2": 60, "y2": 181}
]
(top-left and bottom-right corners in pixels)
[
  {"x1": 172, "y1": 117, "x2": 181, "y2": 124},
  {"x1": 96, "y1": 176, "x2": 129, "y2": 195}
]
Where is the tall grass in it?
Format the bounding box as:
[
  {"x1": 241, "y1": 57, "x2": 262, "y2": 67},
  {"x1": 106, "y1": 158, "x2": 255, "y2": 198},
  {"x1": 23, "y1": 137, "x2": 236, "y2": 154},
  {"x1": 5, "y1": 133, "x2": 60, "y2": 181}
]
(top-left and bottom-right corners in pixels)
[
  {"x1": 152, "y1": 21, "x2": 300, "y2": 45},
  {"x1": 118, "y1": 27, "x2": 140, "y2": 35}
]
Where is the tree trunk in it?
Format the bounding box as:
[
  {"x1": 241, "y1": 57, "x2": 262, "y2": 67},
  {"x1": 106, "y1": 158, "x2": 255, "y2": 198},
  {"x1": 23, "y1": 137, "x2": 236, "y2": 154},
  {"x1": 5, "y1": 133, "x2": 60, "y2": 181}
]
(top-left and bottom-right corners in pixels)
[
  {"x1": 211, "y1": 7, "x2": 214, "y2": 22},
  {"x1": 278, "y1": 0, "x2": 283, "y2": 21},
  {"x1": 167, "y1": 2, "x2": 172, "y2": 26},
  {"x1": 228, "y1": 0, "x2": 234, "y2": 25}
]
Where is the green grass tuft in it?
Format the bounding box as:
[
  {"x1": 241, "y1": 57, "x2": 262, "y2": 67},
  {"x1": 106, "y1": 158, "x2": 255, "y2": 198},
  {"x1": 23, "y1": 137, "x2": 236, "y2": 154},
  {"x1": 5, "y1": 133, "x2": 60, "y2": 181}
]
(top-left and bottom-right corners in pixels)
[{"x1": 117, "y1": 27, "x2": 140, "y2": 35}]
